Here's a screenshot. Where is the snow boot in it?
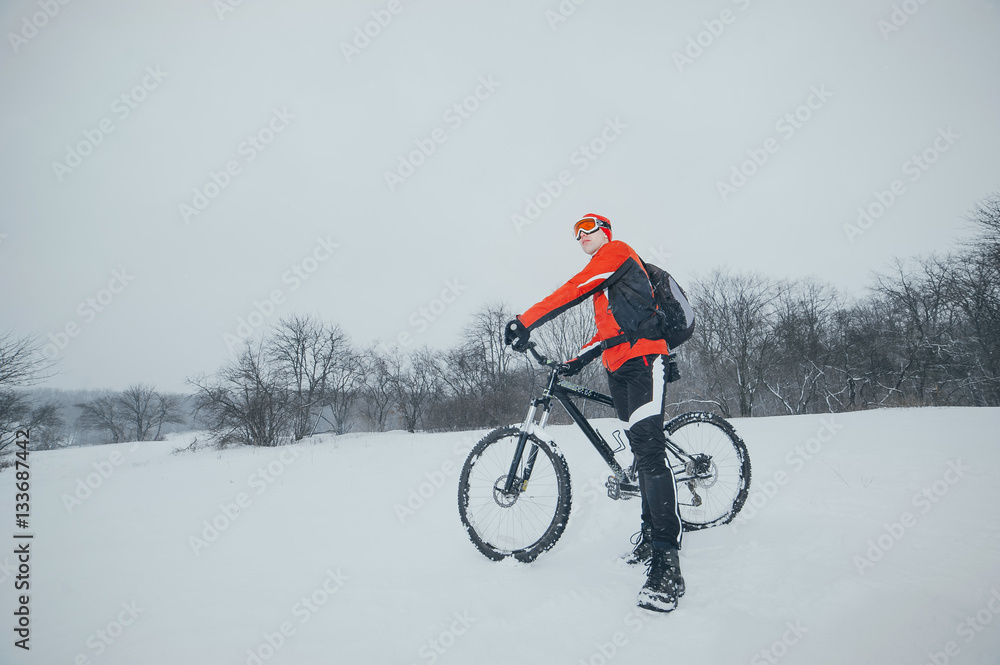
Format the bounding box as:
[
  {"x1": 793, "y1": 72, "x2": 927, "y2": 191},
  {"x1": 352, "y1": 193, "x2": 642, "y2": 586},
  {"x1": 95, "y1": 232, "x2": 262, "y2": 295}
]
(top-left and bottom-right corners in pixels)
[
  {"x1": 622, "y1": 524, "x2": 653, "y2": 565},
  {"x1": 637, "y1": 546, "x2": 685, "y2": 613}
]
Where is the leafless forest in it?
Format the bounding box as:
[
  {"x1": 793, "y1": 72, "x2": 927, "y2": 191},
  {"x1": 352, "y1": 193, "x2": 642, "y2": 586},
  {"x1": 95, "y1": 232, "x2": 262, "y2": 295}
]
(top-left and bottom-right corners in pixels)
[{"x1": 2, "y1": 195, "x2": 997, "y2": 453}]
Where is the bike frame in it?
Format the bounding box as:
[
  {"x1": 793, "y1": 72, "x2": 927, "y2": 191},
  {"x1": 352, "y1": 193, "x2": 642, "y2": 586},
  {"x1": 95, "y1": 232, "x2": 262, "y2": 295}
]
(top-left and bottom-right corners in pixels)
[{"x1": 502, "y1": 345, "x2": 700, "y2": 497}]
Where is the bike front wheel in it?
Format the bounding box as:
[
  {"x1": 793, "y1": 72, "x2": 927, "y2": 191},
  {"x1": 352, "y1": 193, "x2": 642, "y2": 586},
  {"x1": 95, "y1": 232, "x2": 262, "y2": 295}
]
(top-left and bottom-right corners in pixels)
[
  {"x1": 666, "y1": 411, "x2": 751, "y2": 531},
  {"x1": 458, "y1": 426, "x2": 572, "y2": 562}
]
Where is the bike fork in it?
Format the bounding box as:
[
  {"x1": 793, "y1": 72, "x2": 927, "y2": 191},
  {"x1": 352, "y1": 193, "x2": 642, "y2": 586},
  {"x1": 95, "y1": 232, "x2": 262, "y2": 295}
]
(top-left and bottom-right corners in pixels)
[{"x1": 502, "y1": 398, "x2": 551, "y2": 495}]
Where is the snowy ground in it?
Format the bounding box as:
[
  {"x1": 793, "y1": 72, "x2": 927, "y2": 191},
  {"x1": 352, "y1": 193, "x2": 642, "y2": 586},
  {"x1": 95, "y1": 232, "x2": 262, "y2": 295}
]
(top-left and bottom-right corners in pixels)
[{"x1": 2, "y1": 407, "x2": 1000, "y2": 665}]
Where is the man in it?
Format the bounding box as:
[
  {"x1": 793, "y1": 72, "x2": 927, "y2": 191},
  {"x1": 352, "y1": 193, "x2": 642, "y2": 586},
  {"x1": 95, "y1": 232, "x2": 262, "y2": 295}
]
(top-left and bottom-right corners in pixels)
[{"x1": 503, "y1": 213, "x2": 684, "y2": 613}]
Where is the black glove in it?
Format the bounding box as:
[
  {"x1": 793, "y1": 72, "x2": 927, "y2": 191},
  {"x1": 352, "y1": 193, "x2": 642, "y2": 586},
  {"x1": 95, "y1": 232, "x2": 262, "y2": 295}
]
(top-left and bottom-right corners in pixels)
[
  {"x1": 503, "y1": 318, "x2": 530, "y2": 352},
  {"x1": 559, "y1": 357, "x2": 587, "y2": 377},
  {"x1": 559, "y1": 345, "x2": 602, "y2": 376}
]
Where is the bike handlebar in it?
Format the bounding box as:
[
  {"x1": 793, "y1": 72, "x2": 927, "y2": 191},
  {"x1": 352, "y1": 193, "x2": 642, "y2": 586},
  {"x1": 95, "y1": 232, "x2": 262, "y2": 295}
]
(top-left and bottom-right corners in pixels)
[
  {"x1": 521, "y1": 339, "x2": 675, "y2": 378},
  {"x1": 525, "y1": 342, "x2": 547, "y2": 364},
  {"x1": 525, "y1": 343, "x2": 570, "y2": 374}
]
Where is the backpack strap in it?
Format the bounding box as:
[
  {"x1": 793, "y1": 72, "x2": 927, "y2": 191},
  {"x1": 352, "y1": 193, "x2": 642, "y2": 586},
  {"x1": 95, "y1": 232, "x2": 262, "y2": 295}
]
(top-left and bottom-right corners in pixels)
[{"x1": 601, "y1": 334, "x2": 628, "y2": 350}]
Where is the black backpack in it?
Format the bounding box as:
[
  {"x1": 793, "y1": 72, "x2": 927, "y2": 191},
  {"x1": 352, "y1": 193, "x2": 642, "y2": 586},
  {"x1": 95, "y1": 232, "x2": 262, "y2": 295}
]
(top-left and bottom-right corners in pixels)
[{"x1": 642, "y1": 262, "x2": 696, "y2": 349}]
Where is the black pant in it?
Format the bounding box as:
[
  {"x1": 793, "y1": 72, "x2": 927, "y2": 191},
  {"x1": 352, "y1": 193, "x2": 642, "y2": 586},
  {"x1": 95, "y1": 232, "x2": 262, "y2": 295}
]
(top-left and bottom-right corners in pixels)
[{"x1": 607, "y1": 354, "x2": 682, "y2": 549}]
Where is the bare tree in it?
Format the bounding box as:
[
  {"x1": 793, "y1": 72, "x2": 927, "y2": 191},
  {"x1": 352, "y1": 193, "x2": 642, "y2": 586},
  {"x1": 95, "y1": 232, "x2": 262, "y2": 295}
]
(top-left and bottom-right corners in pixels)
[
  {"x1": 949, "y1": 255, "x2": 1000, "y2": 404},
  {"x1": 358, "y1": 346, "x2": 397, "y2": 432},
  {"x1": 462, "y1": 301, "x2": 519, "y2": 395},
  {"x1": 0, "y1": 332, "x2": 57, "y2": 464},
  {"x1": 870, "y1": 257, "x2": 963, "y2": 405},
  {"x1": 190, "y1": 342, "x2": 293, "y2": 447},
  {"x1": 688, "y1": 270, "x2": 780, "y2": 417},
  {"x1": 0, "y1": 331, "x2": 54, "y2": 388},
  {"x1": 150, "y1": 393, "x2": 187, "y2": 440},
  {"x1": 389, "y1": 346, "x2": 442, "y2": 433},
  {"x1": 953, "y1": 194, "x2": 1000, "y2": 404},
  {"x1": 324, "y1": 344, "x2": 363, "y2": 435},
  {"x1": 117, "y1": 384, "x2": 186, "y2": 441},
  {"x1": 22, "y1": 402, "x2": 65, "y2": 451},
  {"x1": 76, "y1": 385, "x2": 185, "y2": 443},
  {"x1": 533, "y1": 301, "x2": 598, "y2": 362},
  {"x1": 440, "y1": 301, "x2": 528, "y2": 427},
  {"x1": 532, "y1": 301, "x2": 610, "y2": 420},
  {"x1": 967, "y1": 192, "x2": 1000, "y2": 267},
  {"x1": 0, "y1": 391, "x2": 31, "y2": 458},
  {"x1": 268, "y1": 316, "x2": 346, "y2": 439},
  {"x1": 763, "y1": 279, "x2": 839, "y2": 414},
  {"x1": 0, "y1": 392, "x2": 65, "y2": 464},
  {"x1": 76, "y1": 395, "x2": 128, "y2": 443}
]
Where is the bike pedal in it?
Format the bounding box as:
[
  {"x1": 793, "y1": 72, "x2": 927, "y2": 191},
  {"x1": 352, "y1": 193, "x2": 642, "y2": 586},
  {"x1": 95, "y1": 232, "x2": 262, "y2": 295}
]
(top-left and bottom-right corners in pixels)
[{"x1": 619, "y1": 483, "x2": 639, "y2": 500}]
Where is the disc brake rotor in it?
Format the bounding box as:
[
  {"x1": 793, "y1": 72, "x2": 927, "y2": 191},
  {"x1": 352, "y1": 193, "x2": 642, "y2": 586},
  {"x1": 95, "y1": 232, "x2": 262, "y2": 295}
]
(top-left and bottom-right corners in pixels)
[
  {"x1": 493, "y1": 475, "x2": 519, "y2": 507},
  {"x1": 688, "y1": 455, "x2": 719, "y2": 488}
]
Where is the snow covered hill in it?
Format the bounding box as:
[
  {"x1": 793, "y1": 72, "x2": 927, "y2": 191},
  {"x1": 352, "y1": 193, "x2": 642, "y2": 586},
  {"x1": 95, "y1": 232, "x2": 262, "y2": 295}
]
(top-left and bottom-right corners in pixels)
[{"x1": 2, "y1": 407, "x2": 1000, "y2": 665}]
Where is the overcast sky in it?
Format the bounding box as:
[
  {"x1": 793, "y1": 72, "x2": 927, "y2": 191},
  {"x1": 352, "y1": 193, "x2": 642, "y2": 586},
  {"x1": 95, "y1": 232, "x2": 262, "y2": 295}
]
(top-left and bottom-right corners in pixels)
[{"x1": 1, "y1": 0, "x2": 999, "y2": 393}]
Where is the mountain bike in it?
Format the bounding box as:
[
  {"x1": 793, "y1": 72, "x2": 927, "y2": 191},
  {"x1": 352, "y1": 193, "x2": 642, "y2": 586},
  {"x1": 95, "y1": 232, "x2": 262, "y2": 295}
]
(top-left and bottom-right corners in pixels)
[{"x1": 457, "y1": 343, "x2": 751, "y2": 562}]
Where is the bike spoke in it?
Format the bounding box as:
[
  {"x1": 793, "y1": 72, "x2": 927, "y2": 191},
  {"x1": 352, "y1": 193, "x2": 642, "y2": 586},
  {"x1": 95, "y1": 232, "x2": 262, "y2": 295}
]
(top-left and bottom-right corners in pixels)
[
  {"x1": 667, "y1": 414, "x2": 750, "y2": 529},
  {"x1": 462, "y1": 436, "x2": 563, "y2": 554}
]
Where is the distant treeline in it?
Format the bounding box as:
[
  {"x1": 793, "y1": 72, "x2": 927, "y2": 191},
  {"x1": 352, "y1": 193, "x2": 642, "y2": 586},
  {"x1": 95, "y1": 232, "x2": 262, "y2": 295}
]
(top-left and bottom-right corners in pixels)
[{"x1": 2, "y1": 194, "x2": 998, "y2": 452}]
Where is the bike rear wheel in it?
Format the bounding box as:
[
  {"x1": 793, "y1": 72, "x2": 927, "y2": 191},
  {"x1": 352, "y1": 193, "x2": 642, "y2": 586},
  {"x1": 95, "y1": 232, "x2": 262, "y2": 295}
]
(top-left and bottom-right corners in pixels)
[
  {"x1": 458, "y1": 426, "x2": 571, "y2": 562},
  {"x1": 666, "y1": 412, "x2": 751, "y2": 530}
]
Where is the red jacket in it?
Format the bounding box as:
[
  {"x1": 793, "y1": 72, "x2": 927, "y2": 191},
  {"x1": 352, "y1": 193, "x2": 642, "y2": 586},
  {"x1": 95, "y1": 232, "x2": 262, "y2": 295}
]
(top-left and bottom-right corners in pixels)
[{"x1": 518, "y1": 240, "x2": 669, "y2": 372}]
